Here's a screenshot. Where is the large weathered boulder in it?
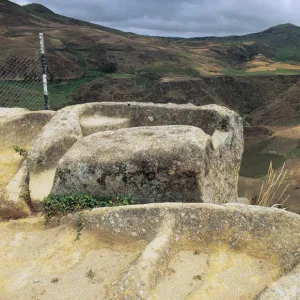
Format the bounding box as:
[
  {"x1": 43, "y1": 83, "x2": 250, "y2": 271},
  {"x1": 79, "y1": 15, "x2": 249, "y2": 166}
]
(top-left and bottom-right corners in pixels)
[
  {"x1": 27, "y1": 105, "x2": 83, "y2": 206},
  {"x1": 76, "y1": 102, "x2": 243, "y2": 203},
  {"x1": 52, "y1": 126, "x2": 213, "y2": 203},
  {"x1": 1, "y1": 203, "x2": 299, "y2": 299},
  {"x1": 0, "y1": 108, "x2": 54, "y2": 149},
  {"x1": 48, "y1": 203, "x2": 299, "y2": 299},
  {"x1": 258, "y1": 263, "x2": 300, "y2": 300},
  {"x1": 0, "y1": 108, "x2": 54, "y2": 192},
  {"x1": 0, "y1": 109, "x2": 54, "y2": 218},
  {"x1": 79, "y1": 115, "x2": 130, "y2": 136},
  {"x1": 1, "y1": 102, "x2": 243, "y2": 217},
  {"x1": 51, "y1": 102, "x2": 243, "y2": 204},
  {"x1": 0, "y1": 162, "x2": 31, "y2": 219}
]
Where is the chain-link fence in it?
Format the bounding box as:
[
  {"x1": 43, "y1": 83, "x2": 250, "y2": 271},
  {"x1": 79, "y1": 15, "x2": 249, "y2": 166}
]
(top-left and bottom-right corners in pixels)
[{"x1": 0, "y1": 48, "x2": 45, "y2": 111}]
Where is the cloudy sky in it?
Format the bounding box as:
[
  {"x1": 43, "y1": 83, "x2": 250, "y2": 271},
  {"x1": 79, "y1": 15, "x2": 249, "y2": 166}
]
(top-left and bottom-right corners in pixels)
[{"x1": 13, "y1": 0, "x2": 300, "y2": 37}]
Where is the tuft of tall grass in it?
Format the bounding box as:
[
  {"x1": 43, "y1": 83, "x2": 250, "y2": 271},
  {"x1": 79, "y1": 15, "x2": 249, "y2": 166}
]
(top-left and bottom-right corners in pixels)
[{"x1": 254, "y1": 162, "x2": 290, "y2": 207}]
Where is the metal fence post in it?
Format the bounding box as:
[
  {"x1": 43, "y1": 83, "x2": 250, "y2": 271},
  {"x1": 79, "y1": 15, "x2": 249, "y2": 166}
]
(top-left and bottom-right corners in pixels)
[{"x1": 39, "y1": 33, "x2": 49, "y2": 110}]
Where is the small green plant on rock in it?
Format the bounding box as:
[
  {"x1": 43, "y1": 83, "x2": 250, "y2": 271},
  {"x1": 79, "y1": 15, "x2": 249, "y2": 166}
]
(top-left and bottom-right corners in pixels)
[
  {"x1": 43, "y1": 193, "x2": 136, "y2": 219},
  {"x1": 13, "y1": 145, "x2": 27, "y2": 157}
]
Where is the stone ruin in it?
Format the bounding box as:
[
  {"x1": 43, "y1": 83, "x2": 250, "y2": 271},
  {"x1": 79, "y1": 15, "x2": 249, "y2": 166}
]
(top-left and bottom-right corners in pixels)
[
  {"x1": 0, "y1": 102, "x2": 299, "y2": 299},
  {"x1": 0, "y1": 102, "x2": 243, "y2": 217}
]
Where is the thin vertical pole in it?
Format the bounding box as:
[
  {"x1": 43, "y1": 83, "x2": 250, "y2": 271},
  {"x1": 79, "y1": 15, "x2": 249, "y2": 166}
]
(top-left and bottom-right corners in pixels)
[{"x1": 39, "y1": 33, "x2": 49, "y2": 110}]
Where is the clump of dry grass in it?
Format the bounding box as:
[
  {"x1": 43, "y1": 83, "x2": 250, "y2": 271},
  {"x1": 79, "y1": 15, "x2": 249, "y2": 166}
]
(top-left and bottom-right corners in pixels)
[
  {"x1": 51, "y1": 277, "x2": 59, "y2": 283},
  {"x1": 86, "y1": 269, "x2": 96, "y2": 280},
  {"x1": 255, "y1": 162, "x2": 290, "y2": 207}
]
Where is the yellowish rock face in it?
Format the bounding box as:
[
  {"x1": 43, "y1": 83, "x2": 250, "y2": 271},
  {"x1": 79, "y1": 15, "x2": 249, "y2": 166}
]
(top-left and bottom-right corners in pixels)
[
  {"x1": 0, "y1": 218, "x2": 280, "y2": 300},
  {"x1": 0, "y1": 203, "x2": 299, "y2": 299},
  {"x1": 0, "y1": 219, "x2": 139, "y2": 300},
  {"x1": 0, "y1": 148, "x2": 22, "y2": 191},
  {"x1": 183, "y1": 249, "x2": 279, "y2": 300}
]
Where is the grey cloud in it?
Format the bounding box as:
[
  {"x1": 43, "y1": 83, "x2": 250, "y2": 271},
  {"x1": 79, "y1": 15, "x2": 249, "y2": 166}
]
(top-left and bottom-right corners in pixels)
[{"x1": 14, "y1": 0, "x2": 300, "y2": 37}]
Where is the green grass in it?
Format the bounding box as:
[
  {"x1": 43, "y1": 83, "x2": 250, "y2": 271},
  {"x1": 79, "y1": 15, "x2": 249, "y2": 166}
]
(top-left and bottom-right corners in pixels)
[
  {"x1": 48, "y1": 77, "x2": 97, "y2": 109},
  {"x1": 48, "y1": 70, "x2": 134, "y2": 109},
  {"x1": 0, "y1": 80, "x2": 44, "y2": 110},
  {"x1": 62, "y1": 41, "x2": 88, "y2": 68},
  {"x1": 222, "y1": 69, "x2": 249, "y2": 76},
  {"x1": 0, "y1": 69, "x2": 133, "y2": 110},
  {"x1": 0, "y1": 76, "x2": 100, "y2": 110},
  {"x1": 47, "y1": 48, "x2": 57, "y2": 55},
  {"x1": 223, "y1": 68, "x2": 300, "y2": 76},
  {"x1": 83, "y1": 68, "x2": 132, "y2": 79},
  {"x1": 139, "y1": 64, "x2": 200, "y2": 76},
  {"x1": 83, "y1": 69, "x2": 105, "y2": 77},
  {"x1": 287, "y1": 141, "x2": 300, "y2": 158},
  {"x1": 287, "y1": 149, "x2": 300, "y2": 158},
  {"x1": 275, "y1": 47, "x2": 300, "y2": 61},
  {"x1": 240, "y1": 137, "x2": 286, "y2": 178},
  {"x1": 43, "y1": 193, "x2": 136, "y2": 218},
  {"x1": 109, "y1": 73, "x2": 134, "y2": 79}
]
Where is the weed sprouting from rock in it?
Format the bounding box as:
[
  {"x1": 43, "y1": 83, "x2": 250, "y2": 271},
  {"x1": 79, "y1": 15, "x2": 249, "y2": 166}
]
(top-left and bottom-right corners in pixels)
[
  {"x1": 51, "y1": 277, "x2": 59, "y2": 283},
  {"x1": 194, "y1": 250, "x2": 201, "y2": 255},
  {"x1": 13, "y1": 145, "x2": 28, "y2": 157},
  {"x1": 86, "y1": 269, "x2": 96, "y2": 281},
  {"x1": 193, "y1": 274, "x2": 203, "y2": 281},
  {"x1": 43, "y1": 193, "x2": 136, "y2": 219}
]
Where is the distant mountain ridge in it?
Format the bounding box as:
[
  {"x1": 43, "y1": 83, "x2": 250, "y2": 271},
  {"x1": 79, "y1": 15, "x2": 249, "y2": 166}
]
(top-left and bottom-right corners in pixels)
[
  {"x1": 1, "y1": 0, "x2": 300, "y2": 126},
  {"x1": 2, "y1": 0, "x2": 300, "y2": 77}
]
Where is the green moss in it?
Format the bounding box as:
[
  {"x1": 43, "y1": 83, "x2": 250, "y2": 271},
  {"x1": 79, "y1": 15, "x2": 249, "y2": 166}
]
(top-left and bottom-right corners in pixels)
[{"x1": 139, "y1": 64, "x2": 200, "y2": 76}]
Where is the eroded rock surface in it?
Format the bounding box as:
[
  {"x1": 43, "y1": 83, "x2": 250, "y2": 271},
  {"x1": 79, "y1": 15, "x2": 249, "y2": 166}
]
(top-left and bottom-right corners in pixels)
[
  {"x1": 27, "y1": 105, "x2": 83, "y2": 206},
  {"x1": 0, "y1": 108, "x2": 54, "y2": 217},
  {"x1": 0, "y1": 104, "x2": 299, "y2": 299},
  {"x1": 0, "y1": 102, "x2": 243, "y2": 217},
  {"x1": 0, "y1": 203, "x2": 299, "y2": 299},
  {"x1": 258, "y1": 263, "x2": 300, "y2": 300},
  {"x1": 52, "y1": 126, "x2": 213, "y2": 203}
]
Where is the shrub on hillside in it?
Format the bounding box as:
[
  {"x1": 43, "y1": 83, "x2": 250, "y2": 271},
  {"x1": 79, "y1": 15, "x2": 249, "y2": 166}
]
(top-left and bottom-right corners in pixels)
[{"x1": 101, "y1": 62, "x2": 118, "y2": 73}]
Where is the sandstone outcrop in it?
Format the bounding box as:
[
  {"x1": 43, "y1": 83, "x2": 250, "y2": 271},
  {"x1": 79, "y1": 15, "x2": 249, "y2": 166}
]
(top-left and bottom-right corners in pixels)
[
  {"x1": 27, "y1": 106, "x2": 83, "y2": 206},
  {"x1": 52, "y1": 126, "x2": 212, "y2": 203},
  {"x1": 0, "y1": 104, "x2": 299, "y2": 299},
  {"x1": 0, "y1": 102, "x2": 243, "y2": 217},
  {"x1": 0, "y1": 108, "x2": 54, "y2": 217},
  {"x1": 1, "y1": 203, "x2": 297, "y2": 299}
]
